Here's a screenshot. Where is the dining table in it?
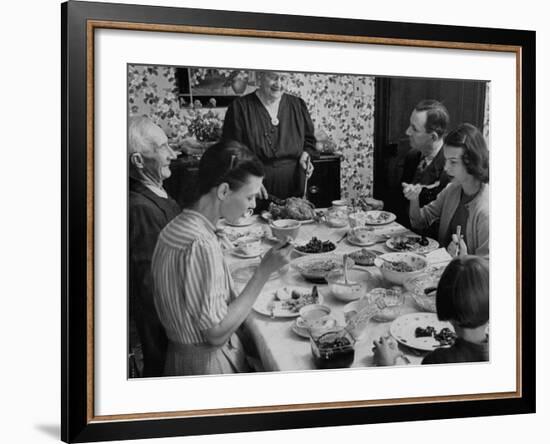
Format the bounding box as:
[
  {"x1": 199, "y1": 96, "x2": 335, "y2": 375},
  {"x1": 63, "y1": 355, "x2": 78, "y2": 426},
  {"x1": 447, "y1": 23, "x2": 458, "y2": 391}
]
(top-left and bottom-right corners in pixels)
[{"x1": 220, "y1": 212, "x2": 453, "y2": 372}]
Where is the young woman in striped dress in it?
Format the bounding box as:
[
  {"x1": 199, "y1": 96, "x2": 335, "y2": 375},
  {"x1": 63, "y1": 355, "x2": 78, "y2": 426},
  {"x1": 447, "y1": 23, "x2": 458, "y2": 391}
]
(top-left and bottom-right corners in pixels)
[{"x1": 152, "y1": 140, "x2": 293, "y2": 376}]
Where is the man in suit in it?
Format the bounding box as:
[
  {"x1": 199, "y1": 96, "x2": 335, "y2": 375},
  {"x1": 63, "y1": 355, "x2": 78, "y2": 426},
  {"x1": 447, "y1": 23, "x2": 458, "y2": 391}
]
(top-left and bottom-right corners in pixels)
[
  {"x1": 129, "y1": 116, "x2": 181, "y2": 377},
  {"x1": 399, "y1": 100, "x2": 450, "y2": 230}
]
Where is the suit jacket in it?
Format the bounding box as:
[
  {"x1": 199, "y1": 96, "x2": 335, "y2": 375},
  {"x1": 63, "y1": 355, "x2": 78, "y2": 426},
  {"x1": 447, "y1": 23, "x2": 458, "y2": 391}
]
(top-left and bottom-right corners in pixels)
[
  {"x1": 401, "y1": 147, "x2": 450, "y2": 207},
  {"x1": 129, "y1": 178, "x2": 181, "y2": 318}
]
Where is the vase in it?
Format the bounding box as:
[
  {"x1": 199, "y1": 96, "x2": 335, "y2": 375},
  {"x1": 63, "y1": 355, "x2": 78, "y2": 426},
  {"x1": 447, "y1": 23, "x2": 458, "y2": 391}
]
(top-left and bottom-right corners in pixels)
[{"x1": 231, "y1": 76, "x2": 248, "y2": 94}]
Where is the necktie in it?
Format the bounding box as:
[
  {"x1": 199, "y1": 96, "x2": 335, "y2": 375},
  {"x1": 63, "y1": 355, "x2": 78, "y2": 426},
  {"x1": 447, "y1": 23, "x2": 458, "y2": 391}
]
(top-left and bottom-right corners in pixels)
[
  {"x1": 417, "y1": 156, "x2": 429, "y2": 172},
  {"x1": 413, "y1": 156, "x2": 429, "y2": 183}
]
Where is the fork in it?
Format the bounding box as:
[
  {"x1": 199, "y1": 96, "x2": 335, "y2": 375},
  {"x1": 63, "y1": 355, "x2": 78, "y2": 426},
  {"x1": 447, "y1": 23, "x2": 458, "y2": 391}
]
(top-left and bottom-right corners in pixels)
[{"x1": 420, "y1": 180, "x2": 440, "y2": 190}]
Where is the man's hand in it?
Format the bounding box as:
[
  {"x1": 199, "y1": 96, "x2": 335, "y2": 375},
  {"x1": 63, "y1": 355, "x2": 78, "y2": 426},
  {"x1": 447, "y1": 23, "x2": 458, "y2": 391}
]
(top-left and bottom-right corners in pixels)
[{"x1": 300, "y1": 152, "x2": 314, "y2": 178}]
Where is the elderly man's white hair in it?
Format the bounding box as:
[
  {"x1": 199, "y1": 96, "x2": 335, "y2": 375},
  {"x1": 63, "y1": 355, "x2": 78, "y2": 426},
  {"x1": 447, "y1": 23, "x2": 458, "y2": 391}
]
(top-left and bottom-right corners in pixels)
[{"x1": 128, "y1": 116, "x2": 160, "y2": 155}]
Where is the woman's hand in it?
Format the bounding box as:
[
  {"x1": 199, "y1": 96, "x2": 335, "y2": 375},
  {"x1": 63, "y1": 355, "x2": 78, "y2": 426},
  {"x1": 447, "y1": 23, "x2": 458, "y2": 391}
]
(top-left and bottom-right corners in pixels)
[
  {"x1": 300, "y1": 152, "x2": 314, "y2": 178},
  {"x1": 402, "y1": 182, "x2": 422, "y2": 201},
  {"x1": 372, "y1": 336, "x2": 402, "y2": 366},
  {"x1": 447, "y1": 234, "x2": 468, "y2": 257},
  {"x1": 258, "y1": 237, "x2": 293, "y2": 276}
]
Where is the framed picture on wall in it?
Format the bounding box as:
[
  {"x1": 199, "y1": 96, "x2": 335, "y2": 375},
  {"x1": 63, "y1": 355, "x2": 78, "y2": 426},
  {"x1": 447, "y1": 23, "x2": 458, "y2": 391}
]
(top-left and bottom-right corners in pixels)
[{"x1": 62, "y1": 1, "x2": 535, "y2": 442}]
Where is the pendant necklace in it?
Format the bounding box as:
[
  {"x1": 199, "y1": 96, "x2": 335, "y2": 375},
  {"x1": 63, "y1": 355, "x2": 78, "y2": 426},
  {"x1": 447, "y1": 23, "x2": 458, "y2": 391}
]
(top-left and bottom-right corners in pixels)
[{"x1": 257, "y1": 92, "x2": 280, "y2": 126}]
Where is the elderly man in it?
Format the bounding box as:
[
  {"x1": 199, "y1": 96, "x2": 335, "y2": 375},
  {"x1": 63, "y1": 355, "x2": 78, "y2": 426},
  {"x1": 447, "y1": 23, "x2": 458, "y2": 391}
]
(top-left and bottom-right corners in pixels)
[
  {"x1": 129, "y1": 116, "x2": 180, "y2": 377},
  {"x1": 399, "y1": 100, "x2": 451, "y2": 231},
  {"x1": 222, "y1": 71, "x2": 316, "y2": 204}
]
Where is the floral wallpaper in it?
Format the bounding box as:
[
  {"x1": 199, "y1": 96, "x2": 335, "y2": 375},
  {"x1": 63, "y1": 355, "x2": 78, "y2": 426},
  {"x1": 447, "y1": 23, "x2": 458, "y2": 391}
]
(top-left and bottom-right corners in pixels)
[
  {"x1": 285, "y1": 73, "x2": 375, "y2": 201},
  {"x1": 128, "y1": 65, "x2": 375, "y2": 202}
]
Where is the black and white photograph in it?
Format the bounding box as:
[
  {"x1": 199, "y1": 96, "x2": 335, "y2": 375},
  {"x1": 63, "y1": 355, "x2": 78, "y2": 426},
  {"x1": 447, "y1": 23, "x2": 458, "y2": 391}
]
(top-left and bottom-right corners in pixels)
[{"x1": 127, "y1": 64, "x2": 490, "y2": 378}]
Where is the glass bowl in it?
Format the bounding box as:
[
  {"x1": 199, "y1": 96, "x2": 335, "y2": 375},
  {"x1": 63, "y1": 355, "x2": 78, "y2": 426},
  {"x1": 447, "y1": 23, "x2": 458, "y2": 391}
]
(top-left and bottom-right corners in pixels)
[
  {"x1": 363, "y1": 287, "x2": 405, "y2": 321},
  {"x1": 325, "y1": 206, "x2": 349, "y2": 228},
  {"x1": 310, "y1": 327, "x2": 356, "y2": 369}
]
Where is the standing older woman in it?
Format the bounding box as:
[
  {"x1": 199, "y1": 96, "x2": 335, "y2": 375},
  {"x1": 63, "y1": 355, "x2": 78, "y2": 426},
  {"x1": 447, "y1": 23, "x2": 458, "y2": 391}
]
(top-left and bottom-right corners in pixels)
[
  {"x1": 222, "y1": 71, "x2": 316, "y2": 201},
  {"x1": 152, "y1": 140, "x2": 293, "y2": 376},
  {"x1": 403, "y1": 123, "x2": 489, "y2": 257}
]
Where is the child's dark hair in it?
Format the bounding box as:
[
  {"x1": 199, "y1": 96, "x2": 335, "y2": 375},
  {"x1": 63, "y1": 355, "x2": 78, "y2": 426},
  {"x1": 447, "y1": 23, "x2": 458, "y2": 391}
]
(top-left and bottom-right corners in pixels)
[
  {"x1": 436, "y1": 255, "x2": 489, "y2": 328},
  {"x1": 444, "y1": 123, "x2": 489, "y2": 183},
  {"x1": 192, "y1": 140, "x2": 264, "y2": 203}
]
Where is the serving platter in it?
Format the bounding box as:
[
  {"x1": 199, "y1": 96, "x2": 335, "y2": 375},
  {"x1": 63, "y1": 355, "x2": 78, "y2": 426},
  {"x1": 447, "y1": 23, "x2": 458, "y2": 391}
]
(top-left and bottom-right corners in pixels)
[{"x1": 363, "y1": 210, "x2": 397, "y2": 226}]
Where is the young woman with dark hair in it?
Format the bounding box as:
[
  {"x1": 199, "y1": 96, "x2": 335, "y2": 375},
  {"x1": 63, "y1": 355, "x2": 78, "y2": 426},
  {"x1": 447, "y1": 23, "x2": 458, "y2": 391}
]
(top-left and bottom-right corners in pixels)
[
  {"x1": 403, "y1": 123, "x2": 490, "y2": 257},
  {"x1": 151, "y1": 140, "x2": 293, "y2": 376}
]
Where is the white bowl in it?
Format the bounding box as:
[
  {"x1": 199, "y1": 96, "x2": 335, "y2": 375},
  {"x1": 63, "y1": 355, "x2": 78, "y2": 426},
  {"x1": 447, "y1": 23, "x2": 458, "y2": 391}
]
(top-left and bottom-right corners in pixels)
[
  {"x1": 269, "y1": 219, "x2": 301, "y2": 241},
  {"x1": 326, "y1": 268, "x2": 373, "y2": 302},
  {"x1": 374, "y1": 252, "x2": 428, "y2": 285}
]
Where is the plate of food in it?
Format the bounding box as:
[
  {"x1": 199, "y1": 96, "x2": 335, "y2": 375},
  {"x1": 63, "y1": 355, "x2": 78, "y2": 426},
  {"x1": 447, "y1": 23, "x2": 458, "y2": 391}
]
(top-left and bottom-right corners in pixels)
[
  {"x1": 263, "y1": 197, "x2": 317, "y2": 222},
  {"x1": 253, "y1": 285, "x2": 323, "y2": 318},
  {"x1": 363, "y1": 210, "x2": 396, "y2": 226},
  {"x1": 230, "y1": 242, "x2": 267, "y2": 259},
  {"x1": 261, "y1": 211, "x2": 314, "y2": 224},
  {"x1": 390, "y1": 312, "x2": 456, "y2": 351},
  {"x1": 291, "y1": 253, "x2": 342, "y2": 282},
  {"x1": 386, "y1": 234, "x2": 439, "y2": 254},
  {"x1": 230, "y1": 261, "x2": 288, "y2": 283},
  {"x1": 222, "y1": 214, "x2": 257, "y2": 227},
  {"x1": 221, "y1": 226, "x2": 267, "y2": 244},
  {"x1": 347, "y1": 248, "x2": 383, "y2": 266},
  {"x1": 404, "y1": 273, "x2": 440, "y2": 312},
  {"x1": 294, "y1": 237, "x2": 336, "y2": 255}
]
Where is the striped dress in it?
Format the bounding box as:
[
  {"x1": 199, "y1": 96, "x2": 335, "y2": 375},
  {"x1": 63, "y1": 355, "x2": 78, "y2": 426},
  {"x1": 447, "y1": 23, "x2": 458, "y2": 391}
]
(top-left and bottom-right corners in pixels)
[{"x1": 152, "y1": 209, "x2": 248, "y2": 376}]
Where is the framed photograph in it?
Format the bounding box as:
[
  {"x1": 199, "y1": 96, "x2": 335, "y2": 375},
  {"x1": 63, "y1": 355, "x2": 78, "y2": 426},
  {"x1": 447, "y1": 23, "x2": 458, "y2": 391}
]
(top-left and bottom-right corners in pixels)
[{"x1": 62, "y1": 1, "x2": 535, "y2": 442}]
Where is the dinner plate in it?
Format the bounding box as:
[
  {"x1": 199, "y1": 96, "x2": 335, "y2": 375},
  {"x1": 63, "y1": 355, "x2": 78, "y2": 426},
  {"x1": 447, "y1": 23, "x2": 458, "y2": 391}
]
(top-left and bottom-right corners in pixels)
[
  {"x1": 293, "y1": 246, "x2": 337, "y2": 256},
  {"x1": 291, "y1": 253, "x2": 342, "y2": 282},
  {"x1": 230, "y1": 262, "x2": 288, "y2": 283},
  {"x1": 363, "y1": 210, "x2": 397, "y2": 226},
  {"x1": 293, "y1": 238, "x2": 337, "y2": 255},
  {"x1": 260, "y1": 211, "x2": 314, "y2": 224},
  {"x1": 390, "y1": 312, "x2": 455, "y2": 351},
  {"x1": 253, "y1": 286, "x2": 323, "y2": 318},
  {"x1": 231, "y1": 246, "x2": 267, "y2": 259},
  {"x1": 386, "y1": 235, "x2": 439, "y2": 254},
  {"x1": 222, "y1": 216, "x2": 257, "y2": 227},
  {"x1": 222, "y1": 226, "x2": 266, "y2": 243}
]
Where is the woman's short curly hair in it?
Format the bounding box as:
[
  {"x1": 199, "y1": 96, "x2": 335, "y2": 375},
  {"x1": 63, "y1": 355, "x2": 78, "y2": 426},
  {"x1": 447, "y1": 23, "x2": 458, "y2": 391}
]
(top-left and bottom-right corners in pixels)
[{"x1": 445, "y1": 123, "x2": 489, "y2": 183}]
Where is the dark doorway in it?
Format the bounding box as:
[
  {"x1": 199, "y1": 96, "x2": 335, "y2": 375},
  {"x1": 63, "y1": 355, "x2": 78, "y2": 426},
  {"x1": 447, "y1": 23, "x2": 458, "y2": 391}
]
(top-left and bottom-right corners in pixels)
[{"x1": 373, "y1": 77, "x2": 488, "y2": 225}]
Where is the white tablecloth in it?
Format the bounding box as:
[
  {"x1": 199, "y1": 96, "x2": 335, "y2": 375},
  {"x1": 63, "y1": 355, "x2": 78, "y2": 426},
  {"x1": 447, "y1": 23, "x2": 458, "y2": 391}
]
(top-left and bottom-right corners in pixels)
[{"x1": 223, "y1": 216, "x2": 452, "y2": 372}]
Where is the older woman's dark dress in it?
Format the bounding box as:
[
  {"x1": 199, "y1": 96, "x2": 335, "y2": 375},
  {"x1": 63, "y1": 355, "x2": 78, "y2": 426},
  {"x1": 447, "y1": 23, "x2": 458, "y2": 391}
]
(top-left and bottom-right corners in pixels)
[{"x1": 222, "y1": 92, "x2": 317, "y2": 199}]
